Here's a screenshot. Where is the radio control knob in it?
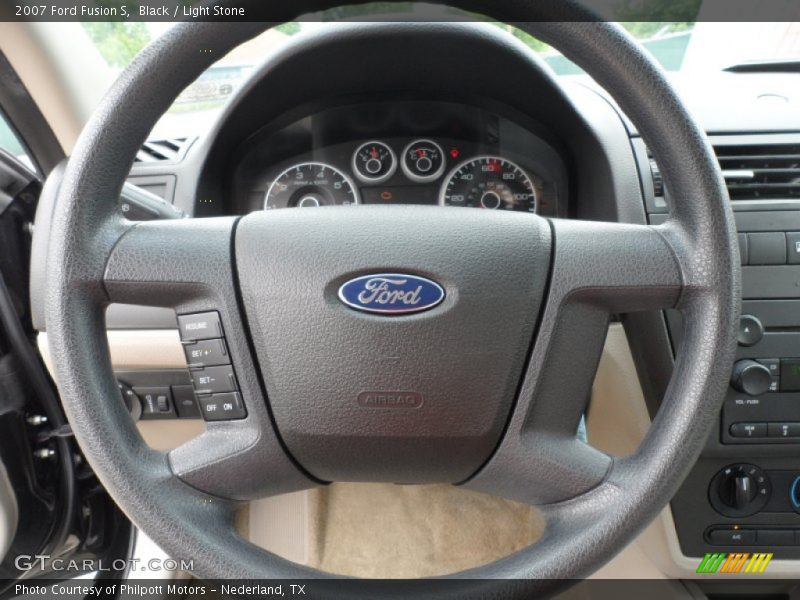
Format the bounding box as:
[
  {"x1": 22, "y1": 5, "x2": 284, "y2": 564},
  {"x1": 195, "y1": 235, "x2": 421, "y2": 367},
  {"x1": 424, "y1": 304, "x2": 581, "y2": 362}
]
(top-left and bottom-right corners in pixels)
[{"x1": 731, "y1": 360, "x2": 772, "y2": 396}]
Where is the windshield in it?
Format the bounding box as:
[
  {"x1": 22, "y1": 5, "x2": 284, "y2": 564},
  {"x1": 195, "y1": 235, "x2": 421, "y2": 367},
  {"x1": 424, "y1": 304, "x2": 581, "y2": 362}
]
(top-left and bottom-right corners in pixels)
[{"x1": 78, "y1": 17, "x2": 800, "y2": 139}]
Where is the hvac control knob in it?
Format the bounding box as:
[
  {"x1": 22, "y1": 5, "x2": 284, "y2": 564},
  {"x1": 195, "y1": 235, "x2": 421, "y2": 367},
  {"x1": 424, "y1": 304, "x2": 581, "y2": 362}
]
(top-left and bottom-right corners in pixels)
[
  {"x1": 731, "y1": 360, "x2": 772, "y2": 396},
  {"x1": 709, "y1": 464, "x2": 771, "y2": 517},
  {"x1": 720, "y1": 473, "x2": 757, "y2": 509}
]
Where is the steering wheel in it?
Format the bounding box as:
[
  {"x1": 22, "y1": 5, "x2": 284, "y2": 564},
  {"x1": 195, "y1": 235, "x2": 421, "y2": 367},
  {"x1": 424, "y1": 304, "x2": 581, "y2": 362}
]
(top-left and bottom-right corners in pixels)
[{"x1": 44, "y1": 0, "x2": 739, "y2": 593}]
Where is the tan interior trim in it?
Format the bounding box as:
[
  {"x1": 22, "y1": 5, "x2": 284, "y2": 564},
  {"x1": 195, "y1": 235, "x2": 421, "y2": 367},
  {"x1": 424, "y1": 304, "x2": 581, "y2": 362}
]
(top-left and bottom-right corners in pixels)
[
  {"x1": 38, "y1": 330, "x2": 187, "y2": 372},
  {"x1": 0, "y1": 23, "x2": 94, "y2": 154},
  {"x1": 38, "y1": 330, "x2": 204, "y2": 449},
  {"x1": 249, "y1": 492, "x2": 311, "y2": 566}
]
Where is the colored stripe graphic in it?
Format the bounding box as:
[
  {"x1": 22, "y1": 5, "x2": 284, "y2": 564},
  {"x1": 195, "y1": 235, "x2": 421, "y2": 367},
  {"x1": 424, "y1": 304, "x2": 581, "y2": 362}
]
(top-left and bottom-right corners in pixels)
[
  {"x1": 697, "y1": 552, "x2": 773, "y2": 574},
  {"x1": 697, "y1": 553, "x2": 724, "y2": 574},
  {"x1": 720, "y1": 553, "x2": 744, "y2": 573},
  {"x1": 696, "y1": 554, "x2": 714, "y2": 573},
  {"x1": 754, "y1": 553, "x2": 773, "y2": 573},
  {"x1": 733, "y1": 553, "x2": 749, "y2": 573}
]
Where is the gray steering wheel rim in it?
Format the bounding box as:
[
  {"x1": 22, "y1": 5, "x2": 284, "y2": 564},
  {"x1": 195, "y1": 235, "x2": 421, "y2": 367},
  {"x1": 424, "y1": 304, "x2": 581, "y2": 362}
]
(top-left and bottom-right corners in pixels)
[{"x1": 44, "y1": 0, "x2": 739, "y2": 592}]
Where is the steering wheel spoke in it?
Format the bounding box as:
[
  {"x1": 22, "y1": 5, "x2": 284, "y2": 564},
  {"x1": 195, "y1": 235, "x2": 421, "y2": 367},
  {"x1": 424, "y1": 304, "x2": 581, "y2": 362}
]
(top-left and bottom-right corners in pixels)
[
  {"x1": 100, "y1": 216, "x2": 319, "y2": 499},
  {"x1": 547, "y1": 218, "x2": 684, "y2": 313},
  {"x1": 463, "y1": 219, "x2": 683, "y2": 505},
  {"x1": 103, "y1": 217, "x2": 237, "y2": 309}
]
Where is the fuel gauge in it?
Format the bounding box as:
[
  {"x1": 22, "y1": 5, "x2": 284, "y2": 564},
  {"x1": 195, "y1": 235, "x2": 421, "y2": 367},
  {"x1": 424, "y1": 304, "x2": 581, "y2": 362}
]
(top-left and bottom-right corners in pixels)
[
  {"x1": 402, "y1": 139, "x2": 446, "y2": 183},
  {"x1": 352, "y1": 141, "x2": 397, "y2": 184}
]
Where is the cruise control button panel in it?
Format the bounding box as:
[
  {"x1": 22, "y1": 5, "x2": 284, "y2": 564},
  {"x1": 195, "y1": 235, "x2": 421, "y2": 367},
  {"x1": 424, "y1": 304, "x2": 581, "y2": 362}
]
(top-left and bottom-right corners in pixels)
[{"x1": 178, "y1": 311, "x2": 247, "y2": 421}]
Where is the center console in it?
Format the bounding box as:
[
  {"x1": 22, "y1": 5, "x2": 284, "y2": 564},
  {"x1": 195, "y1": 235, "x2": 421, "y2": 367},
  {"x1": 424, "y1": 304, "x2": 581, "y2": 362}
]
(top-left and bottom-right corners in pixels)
[{"x1": 636, "y1": 133, "x2": 800, "y2": 558}]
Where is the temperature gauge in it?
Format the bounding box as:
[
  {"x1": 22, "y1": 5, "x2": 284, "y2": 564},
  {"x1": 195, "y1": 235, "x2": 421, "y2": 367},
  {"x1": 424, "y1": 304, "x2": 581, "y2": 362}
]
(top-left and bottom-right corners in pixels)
[
  {"x1": 402, "y1": 139, "x2": 446, "y2": 183},
  {"x1": 352, "y1": 141, "x2": 397, "y2": 184}
]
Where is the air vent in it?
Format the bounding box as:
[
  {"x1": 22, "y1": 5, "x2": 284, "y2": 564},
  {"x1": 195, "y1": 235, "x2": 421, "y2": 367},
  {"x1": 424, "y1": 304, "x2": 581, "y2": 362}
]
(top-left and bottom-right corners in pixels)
[
  {"x1": 134, "y1": 137, "x2": 192, "y2": 164},
  {"x1": 715, "y1": 144, "x2": 800, "y2": 201}
]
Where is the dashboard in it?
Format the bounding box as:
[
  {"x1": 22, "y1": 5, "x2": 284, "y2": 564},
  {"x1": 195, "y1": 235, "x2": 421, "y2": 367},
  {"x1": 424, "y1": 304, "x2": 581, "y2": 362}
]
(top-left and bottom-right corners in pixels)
[{"x1": 226, "y1": 101, "x2": 566, "y2": 218}]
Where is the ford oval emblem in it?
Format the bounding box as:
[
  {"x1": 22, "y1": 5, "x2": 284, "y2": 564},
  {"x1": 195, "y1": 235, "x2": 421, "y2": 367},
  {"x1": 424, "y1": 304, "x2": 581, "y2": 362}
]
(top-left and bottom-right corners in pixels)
[{"x1": 338, "y1": 273, "x2": 445, "y2": 315}]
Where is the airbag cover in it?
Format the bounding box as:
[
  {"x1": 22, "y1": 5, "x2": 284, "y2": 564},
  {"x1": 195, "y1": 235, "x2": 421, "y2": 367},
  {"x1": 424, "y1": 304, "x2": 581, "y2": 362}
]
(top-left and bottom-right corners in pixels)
[{"x1": 235, "y1": 206, "x2": 551, "y2": 482}]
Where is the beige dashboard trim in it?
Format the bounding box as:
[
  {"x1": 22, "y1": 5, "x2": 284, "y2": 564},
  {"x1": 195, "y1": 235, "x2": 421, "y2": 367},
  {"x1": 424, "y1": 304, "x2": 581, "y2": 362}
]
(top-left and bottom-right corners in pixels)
[
  {"x1": 38, "y1": 330, "x2": 186, "y2": 372},
  {"x1": 0, "y1": 22, "x2": 88, "y2": 154},
  {"x1": 38, "y1": 330, "x2": 204, "y2": 449}
]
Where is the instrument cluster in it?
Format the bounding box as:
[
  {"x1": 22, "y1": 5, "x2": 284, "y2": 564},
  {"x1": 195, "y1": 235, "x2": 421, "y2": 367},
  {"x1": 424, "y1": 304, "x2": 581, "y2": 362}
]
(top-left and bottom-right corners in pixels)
[
  {"x1": 264, "y1": 138, "x2": 542, "y2": 215},
  {"x1": 228, "y1": 102, "x2": 566, "y2": 218}
]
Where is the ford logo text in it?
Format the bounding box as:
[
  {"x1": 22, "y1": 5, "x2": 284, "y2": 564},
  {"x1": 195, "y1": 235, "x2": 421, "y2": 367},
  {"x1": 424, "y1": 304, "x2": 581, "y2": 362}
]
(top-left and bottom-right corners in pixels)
[{"x1": 338, "y1": 273, "x2": 445, "y2": 315}]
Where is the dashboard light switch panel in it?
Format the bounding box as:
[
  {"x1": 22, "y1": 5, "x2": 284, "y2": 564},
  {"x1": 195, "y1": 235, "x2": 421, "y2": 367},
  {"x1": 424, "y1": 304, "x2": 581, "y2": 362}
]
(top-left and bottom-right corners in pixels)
[{"x1": 134, "y1": 386, "x2": 176, "y2": 420}]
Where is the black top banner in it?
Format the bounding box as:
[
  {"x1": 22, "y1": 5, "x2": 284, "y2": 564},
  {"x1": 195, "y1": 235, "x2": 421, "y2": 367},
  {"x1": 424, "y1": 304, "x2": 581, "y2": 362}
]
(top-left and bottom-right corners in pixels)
[{"x1": 0, "y1": 0, "x2": 799, "y2": 23}]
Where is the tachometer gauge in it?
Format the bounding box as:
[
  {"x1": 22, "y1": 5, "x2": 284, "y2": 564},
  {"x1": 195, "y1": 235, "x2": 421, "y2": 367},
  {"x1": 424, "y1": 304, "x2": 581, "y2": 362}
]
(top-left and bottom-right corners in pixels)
[
  {"x1": 440, "y1": 156, "x2": 536, "y2": 213},
  {"x1": 352, "y1": 141, "x2": 397, "y2": 184},
  {"x1": 264, "y1": 162, "x2": 358, "y2": 209}
]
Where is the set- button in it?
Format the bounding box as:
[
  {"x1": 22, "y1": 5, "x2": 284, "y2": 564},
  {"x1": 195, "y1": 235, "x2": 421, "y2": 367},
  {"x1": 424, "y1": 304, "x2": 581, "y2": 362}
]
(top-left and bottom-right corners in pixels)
[
  {"x1": 191, "y1": 365, "x2": 238, "y2": 395},
  {"x1": 178, "y1": 311, "x2": 246, "y2": 421}
]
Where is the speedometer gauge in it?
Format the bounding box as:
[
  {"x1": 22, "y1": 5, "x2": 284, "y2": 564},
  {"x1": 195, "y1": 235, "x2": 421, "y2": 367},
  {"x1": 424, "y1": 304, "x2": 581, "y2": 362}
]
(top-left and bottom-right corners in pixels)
[
  {"x1": 264, "y1": 162, "x2": 358, "y2": 209},
  {"x1": 440, "y1": 156, "x2": 536, "y2": 213}
]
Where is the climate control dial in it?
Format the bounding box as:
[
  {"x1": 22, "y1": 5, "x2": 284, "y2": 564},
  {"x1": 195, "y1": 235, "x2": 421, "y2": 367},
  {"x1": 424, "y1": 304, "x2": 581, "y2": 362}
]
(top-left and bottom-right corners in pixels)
[{"x1": 709, "y1": 463, "x2": 771, "y2": 517}]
